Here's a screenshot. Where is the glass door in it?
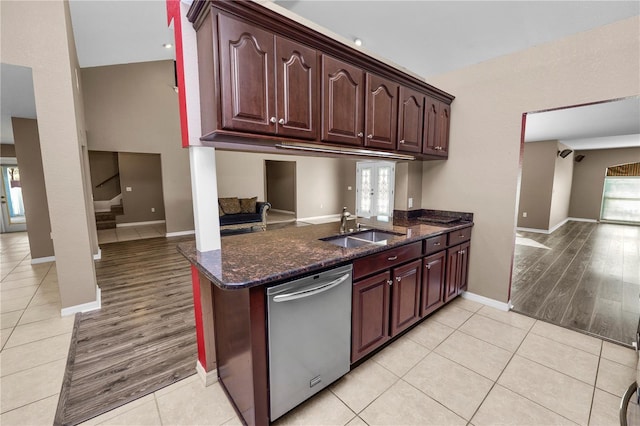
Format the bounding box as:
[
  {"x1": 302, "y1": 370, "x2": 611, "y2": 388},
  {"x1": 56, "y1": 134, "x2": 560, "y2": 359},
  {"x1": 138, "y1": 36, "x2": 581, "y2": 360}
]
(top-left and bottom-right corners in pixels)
[
  {"x1": 1, "y1": 165, "x2": 27, "y2": 233},
  {"x1": 600, "y1": 176, "x2": 640, "y2": 224},
  {"x1": 356, "y1": 161, "x2": 395, "y2": 219}
]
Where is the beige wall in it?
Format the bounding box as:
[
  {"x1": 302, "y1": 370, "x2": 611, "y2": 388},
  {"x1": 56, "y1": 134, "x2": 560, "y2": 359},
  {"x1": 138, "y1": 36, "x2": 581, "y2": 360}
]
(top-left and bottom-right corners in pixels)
[
  {"x1": 117, "y1": 152, "x2": 165, "y2": 223},
  {"x1": 88, "y1": 151, "x2": 120, "y2": 201},
  {"x1": 424, "y1": 16, "x2": 640, "y2": 303},
  {"x1": 549, "y1": 142, "x2": 574, "y2": 229},
  {"x1": 517, "y1": 141, "x2": 556, "y2": 229},
  {"x1": 569, "y1": 147, "x2": 640, "y2": 220},
  {"x1": 2, "y1": 0, "x2": 99, "y2": 309},
  {"x1": 265, "y1": 160, "x2": 296, "y2": 212},
  {"x1": 81, "y1": 61, "x2": 193, "y2": 233},
  {"x1": 216, "y1": 151, "x2": 355, "y2": 219},
  {"x1": 11, "y1": 118, "x2": 54, "y2": 259}
]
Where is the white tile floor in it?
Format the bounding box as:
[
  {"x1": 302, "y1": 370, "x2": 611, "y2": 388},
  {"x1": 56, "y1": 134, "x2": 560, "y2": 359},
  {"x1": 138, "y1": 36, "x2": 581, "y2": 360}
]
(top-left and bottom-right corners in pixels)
[{"x1": 2, "y1": 231, "x2": 640, "y2": 425}]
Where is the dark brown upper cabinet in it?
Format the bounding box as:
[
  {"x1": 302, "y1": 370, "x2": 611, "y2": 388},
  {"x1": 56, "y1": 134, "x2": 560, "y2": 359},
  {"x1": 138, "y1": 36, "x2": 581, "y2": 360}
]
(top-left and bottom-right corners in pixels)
[
  {"x1": 397, "y1": 87, "x2": 424, "y2": 153},
  {"x1": 364, "y1": 73, "x2": 398, "y2": 150},
  {"x1": 189, "y1": 1, "x2": 454, "y2": 159},
  {"x1": 218, "y1": 14, "x2": 317, "y2": 139},
  {"x1": 321, "y1": 55, "x2": 364, "y2": 147},
  {"x1": 275, "y1": 37, "x2": 318, "y2": 140},
  {"x1": 423, "y1": 97, "x2": 450, "y2": 156},
  {"x1": 218, "y1": 14, "x2": 275, "y2": 134}
]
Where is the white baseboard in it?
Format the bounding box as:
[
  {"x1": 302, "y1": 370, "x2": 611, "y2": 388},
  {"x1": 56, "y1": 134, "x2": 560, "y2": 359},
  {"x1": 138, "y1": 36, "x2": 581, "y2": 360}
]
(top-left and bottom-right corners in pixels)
[
  {"x1": 515, "y1": 226, "x2": 550, "y2": 234},
  {"x1": 196, "y1": 361, "x2": 218, "y2": 386},
  {"x1": 61, "y1": 286, "x2": 101, "y2": 316},
  {"x1": 297, "y1": 214, "x2": 341, "y2": 224},
  {"x1": 517, "y1": 217, "x2": 598, "y2": 235},
  {"x1": 31, "y1": 255, "x2": 55, "y2": 265},
  {"x1": 166, "y1": 230, "x2": 195, "y2": 237},
  {"x1": 270, "y1": 209, "x2": 295, "y2": 215},
  {"x1": 460, "y1": 291, "x2": 510, "y2": 312},
  {"x1": 93, "y1": 248, "x2": 102, "y2": 260},
  {"x1": 569, "y1": 217, "x2": 598, "y2": 223},
  {"x1": 116, "y1": 220, "x2": 166, "y2": 228}
]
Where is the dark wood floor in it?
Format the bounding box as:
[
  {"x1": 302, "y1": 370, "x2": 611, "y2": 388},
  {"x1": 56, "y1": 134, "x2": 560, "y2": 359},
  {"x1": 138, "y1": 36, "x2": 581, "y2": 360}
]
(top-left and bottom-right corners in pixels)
[
  {"x1": 55, "y1": 236, "x2": 197, "y2": 426},
  {"x1": 512, "y1": 221, "x2": 640, "y2": 346}
]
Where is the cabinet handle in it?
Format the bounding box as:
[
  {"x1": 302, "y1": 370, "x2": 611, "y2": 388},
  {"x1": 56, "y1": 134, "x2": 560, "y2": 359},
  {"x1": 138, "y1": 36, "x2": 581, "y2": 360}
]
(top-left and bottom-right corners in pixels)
[
  {"x1": 270, "y1": 117, "x2": 276, "y2": 124},
  {"x1": 399, "y1": 139, "x2": 405, "y2": 144},
  {"x1": 426, "y1": 261, "x2": 438, "y2": 270},
  {"x1": 357, "y1": 132, "x2": 364, "y2": 138},
  {"x1": 458, "y1": 250, "x2": 466, "y2": 255},
  {"x1": 459, "y1": 234, "x2": 465, "y2": 238},
  {"x1": 367, "y1": 134, "x2": 373, "y2": 139},
  {"x1": 426, "y1": 264, "x2": 431, "y2": 270},
  {"x1": 387, "y1": 255, "x2": 398, "y2": 261},
  {"x1": 387, "y1": 279, "x2": 393, "y2": 286},
  {"x1": 278, "y1": 118, "x2": 284, "y2": 125},
  {"x1": 396, "y1": 276, "x2": 402, "y2": 282},
  {"x1": 433, "y1": 242, "x2": 441, "y2": 246}
]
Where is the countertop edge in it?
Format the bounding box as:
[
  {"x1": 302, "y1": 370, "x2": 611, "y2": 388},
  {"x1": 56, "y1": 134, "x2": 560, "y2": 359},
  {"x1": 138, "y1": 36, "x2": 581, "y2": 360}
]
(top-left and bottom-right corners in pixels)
[{"x1": 179, "y1": 222, "x2": 473, "y2": 290}]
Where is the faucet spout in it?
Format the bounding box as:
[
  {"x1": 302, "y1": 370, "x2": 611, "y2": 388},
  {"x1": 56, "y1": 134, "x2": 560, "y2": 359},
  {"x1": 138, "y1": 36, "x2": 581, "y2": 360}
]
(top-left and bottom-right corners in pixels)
[{"x1": 339, "y1": 207, "x2": 351, "y2": 234}]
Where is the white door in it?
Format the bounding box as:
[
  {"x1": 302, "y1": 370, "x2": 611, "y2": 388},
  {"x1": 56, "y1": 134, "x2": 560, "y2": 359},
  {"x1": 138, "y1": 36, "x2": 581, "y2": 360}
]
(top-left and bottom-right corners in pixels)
[
  {"x1": 356, "y1": 161, "x2": 395, "y2": 219},
  {"x1": 1, "y1": 165, "x2": 27, "y2": 233}
]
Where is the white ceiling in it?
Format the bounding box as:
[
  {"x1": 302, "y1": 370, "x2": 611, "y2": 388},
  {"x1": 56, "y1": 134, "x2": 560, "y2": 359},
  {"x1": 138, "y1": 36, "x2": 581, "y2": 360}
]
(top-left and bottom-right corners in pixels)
[
  {"x1": 2, "y1": 1, "x2": 638, "y2": 148},
  {"x1": 524, "y1": 96, "x2": 640, "y2": 150}
]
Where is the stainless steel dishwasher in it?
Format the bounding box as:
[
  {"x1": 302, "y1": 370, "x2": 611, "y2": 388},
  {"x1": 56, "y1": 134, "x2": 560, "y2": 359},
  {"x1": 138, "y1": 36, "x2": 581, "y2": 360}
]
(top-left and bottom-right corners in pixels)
[{"x1": 267, "y1": 264, "x2": 352, "y2": 421}]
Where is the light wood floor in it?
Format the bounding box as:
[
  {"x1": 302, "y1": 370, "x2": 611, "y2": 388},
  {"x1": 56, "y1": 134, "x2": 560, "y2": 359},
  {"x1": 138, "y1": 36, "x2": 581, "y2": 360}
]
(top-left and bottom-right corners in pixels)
[
  {"x1": 55, "y1": 236, "x2": 197, "y2": 425},
  {"x1": 512, "y1": 221, "x2": 640, "y2": 346}
]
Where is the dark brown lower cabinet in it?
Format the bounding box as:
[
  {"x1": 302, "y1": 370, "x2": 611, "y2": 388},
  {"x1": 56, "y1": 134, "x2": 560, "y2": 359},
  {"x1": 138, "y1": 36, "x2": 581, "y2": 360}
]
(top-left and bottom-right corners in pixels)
[
  {"x1": 390, "y1": 259, "x2": 422, "y2": 336},
  {"x1": 445, "y1": 241, "x2": 470, "y2": 302},
  {"x1": 351, "y1": 271, "x2": 391, "y2": 363},
  {"x1": 421, "y1": 251, "x2": 446, "y2": 316}
]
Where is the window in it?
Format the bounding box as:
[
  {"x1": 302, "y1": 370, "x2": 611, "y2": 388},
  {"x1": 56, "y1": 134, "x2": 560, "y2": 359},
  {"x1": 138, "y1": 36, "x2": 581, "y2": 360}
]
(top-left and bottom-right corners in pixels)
[
  {"x1": 601, "y1": 176, "x2": 640, "y2": 223},
  {"x1": 356, "y1": 161, "x2": 395, "y2": 218}
]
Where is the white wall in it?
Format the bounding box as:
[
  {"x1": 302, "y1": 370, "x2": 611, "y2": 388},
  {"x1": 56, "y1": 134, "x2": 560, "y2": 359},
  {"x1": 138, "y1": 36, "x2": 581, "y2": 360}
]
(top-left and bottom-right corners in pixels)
[{"x1": 423, "y1": 16, "x2": 640, "y2": 303}]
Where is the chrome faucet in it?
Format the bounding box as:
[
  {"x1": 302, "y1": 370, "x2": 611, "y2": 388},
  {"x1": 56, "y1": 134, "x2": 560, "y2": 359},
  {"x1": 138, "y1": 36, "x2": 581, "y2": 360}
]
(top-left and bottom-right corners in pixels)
[{"x1": 340, "y1": 207, "x2": 351, "y2": 234}]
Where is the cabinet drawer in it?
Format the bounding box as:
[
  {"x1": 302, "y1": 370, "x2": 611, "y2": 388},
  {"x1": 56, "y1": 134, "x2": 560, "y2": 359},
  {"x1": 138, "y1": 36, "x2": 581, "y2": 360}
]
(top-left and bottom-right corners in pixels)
[
  {"x1": 448, "y1": 227, "x2": 472, "y2": 245},
  {"x1": 353, "y1": 242, "x2": 421, "y2": 280},
  {"x1": 424, "y1": 234, "x2": 446, "y2": 255}
]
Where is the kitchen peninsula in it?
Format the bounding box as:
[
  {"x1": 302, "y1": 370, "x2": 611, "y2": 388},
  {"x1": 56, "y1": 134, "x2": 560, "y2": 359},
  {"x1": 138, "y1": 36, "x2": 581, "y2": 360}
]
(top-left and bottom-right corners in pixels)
[{"x1": 178, "y1": 211, "x2": 473, "y2": 425}]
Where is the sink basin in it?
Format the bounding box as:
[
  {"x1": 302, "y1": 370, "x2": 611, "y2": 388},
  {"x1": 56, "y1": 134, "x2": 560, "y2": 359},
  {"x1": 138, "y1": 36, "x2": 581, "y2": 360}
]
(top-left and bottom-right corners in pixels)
[
  {"x1": 320, "y1": 236, "x2": 373, "y2": 248},
  {"x1": 320, "y1": 229, "x2": 405, "y2": 248},
  {"x1": 351, "y1": 230, "x2": 404, "y2": 242}
]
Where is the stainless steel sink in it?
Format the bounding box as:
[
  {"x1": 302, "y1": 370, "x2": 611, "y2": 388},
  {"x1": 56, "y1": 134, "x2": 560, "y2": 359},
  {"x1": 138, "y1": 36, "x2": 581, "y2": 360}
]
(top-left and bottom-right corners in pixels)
[{"x1": 320, "y1": 229, "x2": 404, "y2": 248}]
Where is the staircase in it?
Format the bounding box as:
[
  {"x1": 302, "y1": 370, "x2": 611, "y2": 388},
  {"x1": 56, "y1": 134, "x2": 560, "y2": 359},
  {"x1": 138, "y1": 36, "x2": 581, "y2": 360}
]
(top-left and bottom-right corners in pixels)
[{"x1": 95, "y1": 203, "x2": 124, "y2": 230}]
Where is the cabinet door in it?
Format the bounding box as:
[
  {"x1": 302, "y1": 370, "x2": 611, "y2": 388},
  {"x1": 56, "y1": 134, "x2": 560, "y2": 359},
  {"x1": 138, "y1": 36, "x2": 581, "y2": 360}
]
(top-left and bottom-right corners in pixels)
[
  {"x1": 421, "y1": 251, "x2": 445, "y2": 317},
  {"x1": 445, "y1": 245, "x2": 460, "y2": 303},
  {"x1": 352, "y1": 271, "x2": 391, "y2": 363},
  {"x1": 422, "y1": 97, "x2": 439, "y2": 155},
  {"x1": 457, "y1": 241, "x2": 470, "y2": 294},
  {"x1": 390, "y1": 259, "x2": 422, "y2": 336},
  {"x1": 364, "y1": 73, "x2": 398, "y2": 150},
  {"x1": 397, "y1": 87, "x2": 424, "y2": 153},
  {"x1": 436, "y1": 102, "x2": 451, "y2": 156},
  {"x1": 321, "y1": 55, "x2": 364, "y2": 146},
  {"x1": 218, "y1": 14, "x2": 275, "y2": 134},
  {"x1": 275, "y1": 37, "x2": 318, "y2": 140}
]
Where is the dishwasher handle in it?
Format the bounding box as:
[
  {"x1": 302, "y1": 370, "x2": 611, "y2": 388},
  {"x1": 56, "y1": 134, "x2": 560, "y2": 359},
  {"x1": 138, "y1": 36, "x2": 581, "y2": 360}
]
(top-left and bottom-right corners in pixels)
[{"x1": 272, "y1": 273, "x2": 350, "y2": 303}]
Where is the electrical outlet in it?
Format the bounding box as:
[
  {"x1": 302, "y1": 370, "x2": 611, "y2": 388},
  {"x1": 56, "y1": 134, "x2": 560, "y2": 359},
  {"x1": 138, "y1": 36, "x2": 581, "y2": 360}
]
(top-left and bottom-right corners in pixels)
[
  {"x1": 347, "y1": 186, "x2": 352, "y2": 191},
  {"x1": 126, "y1": 186, "x2": 132, "y2": 192},
  {"x1": 320, "y1": 203, "x2": 323, "y2": 209},
  {"x1": 523, "y1": 212, "x2": 528, "y2": 218},
  {"x1": 151, "y1": 207, "x2": 155, "y2": 213},
  {"x1": 408, "y1": 197, "x2": 413, "y2": 208}
]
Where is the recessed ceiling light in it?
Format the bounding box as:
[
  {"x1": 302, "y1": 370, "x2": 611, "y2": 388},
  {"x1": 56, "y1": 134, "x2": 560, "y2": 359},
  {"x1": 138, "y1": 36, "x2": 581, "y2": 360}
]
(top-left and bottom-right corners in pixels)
[
  {"x1": 354, "y1": 38, "x2": 362, "y2": 47},
  {"x1": 163, "y1": 43, "x2": 173, "y2": 49}
]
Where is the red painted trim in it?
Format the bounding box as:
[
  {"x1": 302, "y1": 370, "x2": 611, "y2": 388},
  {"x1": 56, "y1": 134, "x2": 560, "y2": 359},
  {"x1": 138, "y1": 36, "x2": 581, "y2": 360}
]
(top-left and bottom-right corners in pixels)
[
  {"x1": 166, "y1": 0, "x2": 190, "y2": 148},
  {"x1": 190, "y1": 265, "x2": 207, "y2": 368}
]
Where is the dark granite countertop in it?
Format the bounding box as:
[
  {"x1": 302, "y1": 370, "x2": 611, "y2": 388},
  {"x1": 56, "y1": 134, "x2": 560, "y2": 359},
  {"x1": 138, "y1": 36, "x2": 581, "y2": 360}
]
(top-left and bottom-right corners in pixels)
[{"x1": 178, "y1": 214, "x2": 473, "y2": 290}]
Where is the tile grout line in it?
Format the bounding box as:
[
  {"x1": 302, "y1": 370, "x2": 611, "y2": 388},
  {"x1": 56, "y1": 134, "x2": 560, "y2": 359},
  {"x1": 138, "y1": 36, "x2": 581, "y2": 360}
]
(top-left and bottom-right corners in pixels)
[{"x1": 587, "y1": 342, "x2": 604, "y2": 426}]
